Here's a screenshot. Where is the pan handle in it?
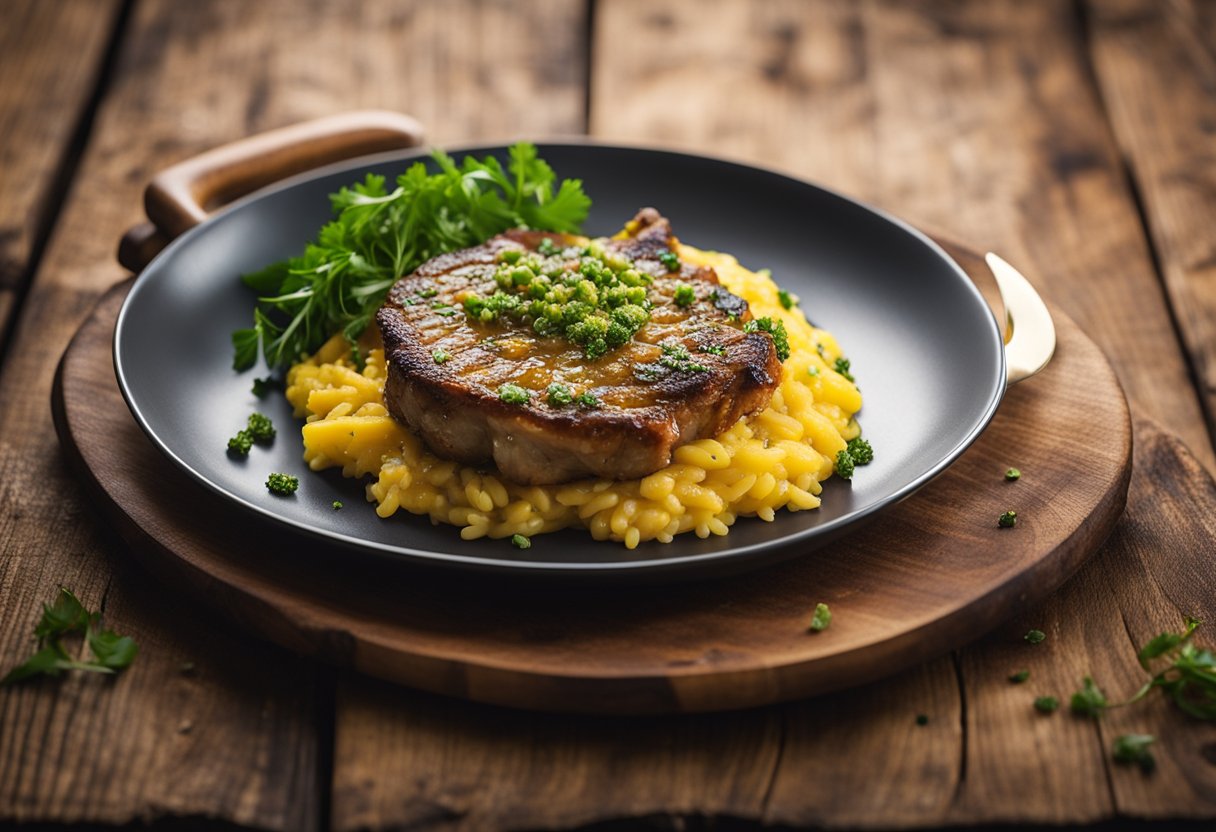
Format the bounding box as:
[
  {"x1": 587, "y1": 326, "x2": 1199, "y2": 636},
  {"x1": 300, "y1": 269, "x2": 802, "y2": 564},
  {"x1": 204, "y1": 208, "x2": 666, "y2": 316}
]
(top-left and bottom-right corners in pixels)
[{"x1": 117, "y1": 110, "x2": 425, "y2": 273}]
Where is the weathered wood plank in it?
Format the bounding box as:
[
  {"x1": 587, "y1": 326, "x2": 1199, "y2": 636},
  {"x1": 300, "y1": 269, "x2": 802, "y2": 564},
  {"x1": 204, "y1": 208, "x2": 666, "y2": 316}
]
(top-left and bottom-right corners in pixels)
[
  {"x1": 1086, "y1": 0, "x2": 1216, "y2": 459},
  {"x1": 0, "y1": 0, "x2": 120, "y2": 354},
  {"x1": 591, "y1": 0, "x2": 1215, "y2": 472}
]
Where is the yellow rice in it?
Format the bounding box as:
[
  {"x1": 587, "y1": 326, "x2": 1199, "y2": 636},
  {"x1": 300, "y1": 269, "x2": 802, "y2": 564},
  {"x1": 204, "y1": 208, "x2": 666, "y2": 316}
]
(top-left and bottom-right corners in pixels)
[{"x1": 285, "y1": 244, "x2": 862, "y2": 549}]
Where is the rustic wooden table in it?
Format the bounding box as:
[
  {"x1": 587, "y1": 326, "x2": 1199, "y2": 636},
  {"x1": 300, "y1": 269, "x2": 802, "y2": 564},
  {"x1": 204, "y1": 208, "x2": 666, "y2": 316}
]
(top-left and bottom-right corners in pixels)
[{"x1": 4, "y1": 1, "x2": 1216, "y2": 829}]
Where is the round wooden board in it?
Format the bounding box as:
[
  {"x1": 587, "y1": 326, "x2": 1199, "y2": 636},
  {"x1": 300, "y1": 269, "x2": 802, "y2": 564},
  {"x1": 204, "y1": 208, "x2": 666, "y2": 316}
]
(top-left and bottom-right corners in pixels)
[{"x1": 53, "y1": 274, "x2": 1131, "y2": 715}]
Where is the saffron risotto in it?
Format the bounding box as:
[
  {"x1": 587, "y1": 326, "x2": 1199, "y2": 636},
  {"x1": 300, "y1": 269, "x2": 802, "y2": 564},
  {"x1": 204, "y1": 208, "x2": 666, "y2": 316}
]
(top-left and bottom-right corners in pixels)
[{"x1": 285, "y1": 243, "x2": 862, "y2": 549}]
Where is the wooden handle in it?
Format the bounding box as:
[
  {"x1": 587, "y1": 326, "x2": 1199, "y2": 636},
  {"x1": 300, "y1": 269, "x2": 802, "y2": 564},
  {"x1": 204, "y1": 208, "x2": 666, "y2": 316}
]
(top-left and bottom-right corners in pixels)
[{"x1": 117, "y1": 110, "x2": 425, "y2": 272}]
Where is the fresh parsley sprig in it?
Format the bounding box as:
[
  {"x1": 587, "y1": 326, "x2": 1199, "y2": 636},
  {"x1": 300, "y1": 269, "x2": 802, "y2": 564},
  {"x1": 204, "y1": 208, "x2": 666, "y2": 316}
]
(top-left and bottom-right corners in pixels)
[
  {"x1": 2, "y1": 588, "x2": 138, "y2": 684},
  {"x1": 233, "y1": 142, "x2": 592, "y2": 371}
]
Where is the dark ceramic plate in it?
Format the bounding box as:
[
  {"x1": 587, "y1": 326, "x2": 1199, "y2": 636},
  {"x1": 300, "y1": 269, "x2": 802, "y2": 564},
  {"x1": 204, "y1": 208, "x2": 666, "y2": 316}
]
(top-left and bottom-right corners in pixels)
[{"x1": 114, "y1": 143, "x2": 1005, "y2": 581}]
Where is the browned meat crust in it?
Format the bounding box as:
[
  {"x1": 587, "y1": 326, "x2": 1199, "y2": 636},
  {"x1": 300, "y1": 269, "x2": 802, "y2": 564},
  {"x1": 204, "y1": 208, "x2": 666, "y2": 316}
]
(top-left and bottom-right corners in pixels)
[{"x1": 375, "y1": 208, "x2": 781, "y2": 484}]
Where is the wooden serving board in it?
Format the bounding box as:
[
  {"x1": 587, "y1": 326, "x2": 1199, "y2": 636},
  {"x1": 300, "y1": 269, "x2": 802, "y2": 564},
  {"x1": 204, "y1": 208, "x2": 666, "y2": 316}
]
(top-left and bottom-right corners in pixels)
[{"x1": 53, "y1": 259, "x2": 1131, "y2": 715}]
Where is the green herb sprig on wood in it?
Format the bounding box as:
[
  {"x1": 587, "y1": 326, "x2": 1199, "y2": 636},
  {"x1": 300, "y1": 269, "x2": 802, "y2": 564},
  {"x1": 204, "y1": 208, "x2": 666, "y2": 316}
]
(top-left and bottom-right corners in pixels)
[{"x1": 2, "y1": 588, "x2": 138, "y2": 684}]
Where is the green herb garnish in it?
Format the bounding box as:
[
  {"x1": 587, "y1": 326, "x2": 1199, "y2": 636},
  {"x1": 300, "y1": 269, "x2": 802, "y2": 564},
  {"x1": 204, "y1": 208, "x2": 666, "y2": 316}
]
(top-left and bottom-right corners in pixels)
[
  {"x1": 700, "y1": 344, "x2": 725, "y2": 356},
  {"x1": 777, "y1": 289, "x2": 794, "y2": 309},
  {"x1": 432, "y1": 348, "x2": 451, "y2": 364},
  {"x1": 999, "y1": 510, "x2": 1018, "y2": 528},
  {"x1": 807, "y1": 366, "x2": 820, "y2": 377},
  {"x1": 1113, "y1": 734, "x2": 1156, "y2": 773},
  {"x1": 576, "y1": 392, "x2": 600, "y2": 409},
  {"x1": 1025, "y1": 629, "x2": 1046, "y2": 644},
  {"x1": 332, "y1": 501, "x2": 343, "y2": 510},
  {"x1": 547, "y1": 383, "x2": 573, "y2": 407},
  {"x1": 835, "y1": 449, "x2": 855, "y2": 480},
  {"x1": 251, "y1": 376, "x2": 273, "y2": 398},
  {"x1": 1070, "y1": 676, "x2": 1108, "y2": 717},
  {"x1": 915, "y1": 714, "x2": 929, "y2": 726},
  {"x1": 657, "y1": 342, "x2": 707, "y2": 373},
  {"x1": 673, "y1": 283, "x2": 695, "y2": 307},
  {"x1": 1009, "y1": 670, "x2": 1030, "y2": 684},
  {"x1": 833, "y1": 357, "x2": 854, "y2": 382},
  {"x1": 809, "y1": 602, "x2": 832, "y2": 632},
  {"x1": 658, "y1": 251, "x2": 680, "y2": 272},
  {"x1": 232, "y1": 143, "x2": 591, "y2": 371},
  {"x1": 846, "y1": 437, "x2": 873, "y2": 465},
  {"x1": 1034, "y1": 696, "x2": 1060, "y2": 713},
  {"x1": 266, "y1": 473, "x2": 299, "y2": 495},
  {"x1": 498, "y1": 383, "x2": 531, "y2": 405},
  {"x1": 744, "y1": 317, "x2": 790, "y2": 362},
  {"x1": 2, "y1": 588, "x2": 138, "y2": 684},
  {"x1": 537, "y1": 237, "x2": 558, "y2": 256},
  {"x1": 1005, "y1": 467, "x2": 1021, "y2": 481},
  {"x1": 511, "y1": 534, "x2": 531, "y2": 550},
  {"x1": 247, "y1": 412, "x2": 275, "y2": 443},
  {"x1": 227, "y1": 431, "x2": 254, "y2": 456}
]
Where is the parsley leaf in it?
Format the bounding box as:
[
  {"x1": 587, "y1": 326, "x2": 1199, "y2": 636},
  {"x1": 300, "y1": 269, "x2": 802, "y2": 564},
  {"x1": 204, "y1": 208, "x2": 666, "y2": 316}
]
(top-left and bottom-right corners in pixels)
[
  {"x1": 1112, "y1": 733, "x2": 1156, "y2": 773},
  {"x1": 1070, "y1": 676, "x2": 1109, "y2": 717},
  {"x1": 2, "y1": 588, "x2": 138, "y2": 684},
  {"x1": 809, "y1": 602, "x2": 832, "y2": 632}
]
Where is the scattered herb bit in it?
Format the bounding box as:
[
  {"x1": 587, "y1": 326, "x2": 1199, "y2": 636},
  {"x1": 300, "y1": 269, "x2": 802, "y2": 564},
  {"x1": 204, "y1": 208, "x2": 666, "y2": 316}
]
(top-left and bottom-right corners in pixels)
[
  {"x1": 1009, "y1": 670, "x2": 1030, "y2": 684},
  {"x1": 915, "y1": 714, "x2": 929, "y2": 726},
  {"x1": 432, "y1": 348, "x2": 451, "y2": 364},
  {"x1": 1025, "y1": 629, "x2": 1046, "y2": 645},
  {"x1": 657, "y1": 342, "x2": 707, "y2": 373},
  {"x1": 834, "y1": 357, "x2": 855, "y2": 382},
  {"x1": 227, "y1": 430, "x2": 254, "y2": 456},
  {"x1": 673, "y1": 283, "x2": 695, "y2": 307},
  {"x1": 999, "y1": 510, "x2": 1018, "y2": 528},
  {"x1": 809, "y1": 602, "x2": 832, "y2": 632},
  {"x1": 2, "y1": 588, "x2": 138, "y2": 684},
  {"x1": 777, "y1": 288, "x2": 794, "y2": 310},
  {"x1": 744, "y1": 317, "x2": 790, "y2": 362},
  {"x1": 576, "y1": 392, "x2": 600, "y2": 409},
  {"x1": 835, "y1": 449, "x2": 855, "y2": 480},
  {"x1": 846, "y1": 437, "x2": 873, "y2": 465},
  {"x1": 1005, "y1": 467, "x2": 1022, "y2": 481},
  {"x1": 247, "y1": 412, "x2": 275, "y2": 443},
  {"x1": 1070, "y1": 676, "x2": 1109, "y2": 717},
  {"x1": 498, "y1": 383, "x2": 531, "y2": 405},
  {"x1": 266, "y1": 472, "x2": 299, "y2": 495},
  {"x1": 1129, "y1": 616, "x2": 1215, "y2": 720},
  {"x1": 807, "y1": 366, "x2": 820, "y2": 377},
  {"x1": 537, "y1": 237, "x2": 558, "y2": 256},
  {"x1": 232, "y1": 143, "x2": 592, "y2": 371},
  {"x1": 332, "y1": 501, "x2": 343, "y2": 510},
  {"x1": 658, "y1": 250, "x2": 680, "y2": 272},
  {"x1": 546, "y1": 382, "x2": 573, "y2": 407},
  {"x1": 251, "y1": 376, "x2": 273, "y2": 398},
  {"x1": 1034, "y1": 696, "x2": 1060, "y2": 713},
  {"x1": 511, "y1": 534, "x2": 532, "y2": 550},
  {"x1": 1113, "y1": 734, "x2": 1156, "y2": 773},
  {"x1": 699, "y1": 344, "x2": 726, "y2": 356}
]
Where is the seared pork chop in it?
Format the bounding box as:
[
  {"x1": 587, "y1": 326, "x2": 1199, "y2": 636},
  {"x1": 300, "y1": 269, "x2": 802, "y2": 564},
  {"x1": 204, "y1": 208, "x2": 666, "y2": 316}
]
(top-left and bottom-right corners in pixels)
[{"x1": 375, "y1": 208, "x2": 782, "y2": 485}]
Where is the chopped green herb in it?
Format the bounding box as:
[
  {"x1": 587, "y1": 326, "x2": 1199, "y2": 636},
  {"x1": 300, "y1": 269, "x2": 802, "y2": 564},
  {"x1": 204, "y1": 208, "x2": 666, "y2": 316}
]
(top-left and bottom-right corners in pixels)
[
  {"x1": 232, "y1": 143, "x2": 592, "y2": 371},
  {"x1": 699, "y1": 344, "x2": 726, "y2": 356},
  {"x1": 1005, "y1": 467, "x2": 1022, "y2": 481},
  {"x1": 835, "y1": 449, "x2": 855, "y2": 480},
  {"x1": 809, "y1": 602, "x2": 832, "y2": 632},
  {"x1": 576, "y1": 392, "x2": 600, "y2": 409},
  {"x1": 251, "y1": 376, "x2": 273, "y2": 398},
  {"x1": 834, "y1": 357, "x2": 855, "y2": 382},
  {"x1": 1034, "y1": 696, "x2": 1060, "y2": 713},
  {"x1": 657, "y1": 342, "x2": 707, "y2": 373},
  {"x1": 1, "y1": 588, "x2": 138, "y2": 684},
  {"x1": 1113, "y1": 734, "x2": 1156, "y2": 773},
  {"x1": 915, "y1": 714, "x2": 929, "y2": 726},
  {"x1": 332, "y1": 501, "x2": 343, "y2": 510},
  {"x1": 511, "y1": 534, "x2": 531, "y2": 550},
  {"x1": 777, "y1": 289, "x2": 794, "y2": 309},
  {"x1": 227, "y1": 430, "x2": 254, "y2": 456},
  {"x1": 744, "y1": 317, "x2": 791, "y2": 362},
  {"x1": 1025, "y1": 629, "x2": 1046, "y2": 644},
  {"x1": 266, "y1": 473, "x2": 299, "y2": 495},
  {"x1": 1009, "y1": 670, "x2": 1030, "y2": 684},
  {"x1": 432, "y1": 348, "x2": 451, "y2": 364},
  {"x1": 658, "y1": 250, "x2": 680, "y2": 272},
  {"x1": 1070, "y1": 676, "x2": 1109, "y2": 717},
  {"x1": 247, "y1": 412, "x2": 275, "y2": 443},
  {"x1": 846, "y1": 437, "x2": 873, "y2": 465},
  {"x1": 418, "y1": 288, "x2": 439, "y2": 299},
  {"x1": 673, "y1": 283, "x2": 695, "y2": 307},
  {"x1": 807, "y1": 366, "x2": 820, "y2": 377},
  {"x1": 498, "y1": 383, "x2": 531, "y2": 405},
  {"x1": 537, "y1": 237, "x2": 558, "y2": 256},
  {"x1": 547, "y1": 382, "x2": 573, "y2": 407},
  {"x1": 436, "y1": 308, "x2": 457, "y2": 317},
  {"x1": 999, "y1": 510, "x2": 1018, "y2": 528}
]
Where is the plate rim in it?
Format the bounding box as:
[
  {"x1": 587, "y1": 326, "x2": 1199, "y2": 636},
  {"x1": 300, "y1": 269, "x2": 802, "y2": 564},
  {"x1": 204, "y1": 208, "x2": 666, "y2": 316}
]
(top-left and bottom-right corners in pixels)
[{"x1": 113, "y1": 140, "x2": 1007, "y2": 576}]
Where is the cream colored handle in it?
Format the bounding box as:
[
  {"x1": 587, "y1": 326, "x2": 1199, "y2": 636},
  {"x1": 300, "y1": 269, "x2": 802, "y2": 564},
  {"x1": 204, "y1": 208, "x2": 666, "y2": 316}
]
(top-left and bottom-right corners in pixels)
[{"x1": 985, "y1": 252, "x2": 1056, "y2": 385}]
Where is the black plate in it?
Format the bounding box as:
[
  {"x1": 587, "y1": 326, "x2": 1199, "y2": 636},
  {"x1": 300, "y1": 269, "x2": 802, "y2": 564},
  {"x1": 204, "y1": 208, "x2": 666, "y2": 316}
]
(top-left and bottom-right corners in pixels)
[{"x1": 114, "y1": 143, "x2": 1005, "y2": 580}]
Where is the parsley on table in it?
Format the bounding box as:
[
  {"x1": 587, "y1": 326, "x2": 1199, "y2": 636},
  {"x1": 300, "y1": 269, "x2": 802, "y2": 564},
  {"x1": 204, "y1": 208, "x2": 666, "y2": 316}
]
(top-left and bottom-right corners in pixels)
[
  {"x1": 1005, "y1": 467, "x2": 1021, "y2": 481},
  {"x1": 1113, "y1": 734, "x2": 1156, "y2": 773},
  {"x1": 1070, "y1": 676, "x2": 1109, "y2": 717},
  {"x1": 999, "y1": 510, "x2": 1018, "y2": 528},
  {"x1": 2, "y1": 588, "x2": 138, "y2": 684},
  {"x1": 1025, "y1": 629, "x2": 1046, "y2": 644},
  {"x1": 1009, "y1": 670, "x2": 1030, "y2": 684},
  {"x1": 809, "y1": 602, "x2": 832, "y2": 632},
  {"x1": 1034, "y1": 696, "x2": 1060, "y2": 713},
  {"x1": 233, "y1": 143, "x2": 592, "y2": 371}
]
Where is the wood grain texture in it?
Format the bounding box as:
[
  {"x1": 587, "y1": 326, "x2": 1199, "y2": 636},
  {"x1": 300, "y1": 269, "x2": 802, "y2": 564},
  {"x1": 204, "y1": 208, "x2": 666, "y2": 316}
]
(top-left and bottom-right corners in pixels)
[
  {"x1": 1086, "y1": 0, "x2": 1216, "y2": 453},
  {"x1": 591, "y1": 0, "x2": 1215, "y2": 471},
  {"x1": 0, "y1": 0, "x2": 120, "y2": 349},
  {"x1": 53, "y1": 278, "x2": 1130, "y2": 717}
]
